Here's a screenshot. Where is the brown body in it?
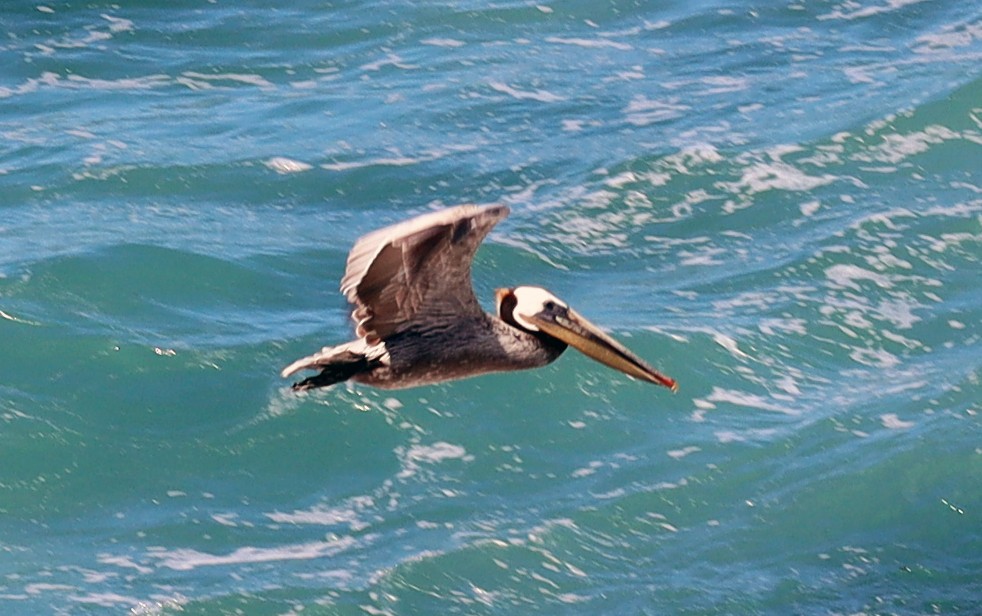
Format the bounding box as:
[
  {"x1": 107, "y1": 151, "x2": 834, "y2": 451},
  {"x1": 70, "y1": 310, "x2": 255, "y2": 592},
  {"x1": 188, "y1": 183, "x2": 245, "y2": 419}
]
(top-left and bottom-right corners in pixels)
[
  {"x1": 351, "y1": 315, "x2": 566, "y2": 389},
  {"x1": 281, "y1": 205, "x2": 676, "y2": 393}
]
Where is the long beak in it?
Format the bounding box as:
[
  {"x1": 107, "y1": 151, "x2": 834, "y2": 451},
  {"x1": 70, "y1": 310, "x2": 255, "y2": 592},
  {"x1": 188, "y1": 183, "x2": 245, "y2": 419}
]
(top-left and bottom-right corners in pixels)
[{"x1": 523, "y1": 308, "x2": 678, "y2": 392}]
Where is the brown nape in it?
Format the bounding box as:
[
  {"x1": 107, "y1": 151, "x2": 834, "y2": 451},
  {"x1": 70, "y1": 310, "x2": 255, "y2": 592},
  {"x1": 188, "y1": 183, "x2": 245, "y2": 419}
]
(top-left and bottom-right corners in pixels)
[{"x1": 496, "y1": 288, "x2": 522, "y2": 330}]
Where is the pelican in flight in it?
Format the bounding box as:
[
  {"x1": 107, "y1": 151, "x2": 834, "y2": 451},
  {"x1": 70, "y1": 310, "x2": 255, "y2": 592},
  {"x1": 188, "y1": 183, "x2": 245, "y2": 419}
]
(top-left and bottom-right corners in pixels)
[{"x1": 282, "y1": 204, "x2": 677, "y2": 392}]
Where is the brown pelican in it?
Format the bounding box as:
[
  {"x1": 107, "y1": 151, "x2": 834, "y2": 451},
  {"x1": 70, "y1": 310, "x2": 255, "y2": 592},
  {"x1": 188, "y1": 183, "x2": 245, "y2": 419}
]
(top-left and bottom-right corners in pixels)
[{"x1": 281, "y1": 204, "x2": 677, "y2": 392}]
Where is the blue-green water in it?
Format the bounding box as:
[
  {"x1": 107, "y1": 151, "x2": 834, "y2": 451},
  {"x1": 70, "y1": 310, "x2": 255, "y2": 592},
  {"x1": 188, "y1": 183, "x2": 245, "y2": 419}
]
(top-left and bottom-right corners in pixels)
[{"x1": 2, "y1": 1, "x2": 981, "y2": 613}]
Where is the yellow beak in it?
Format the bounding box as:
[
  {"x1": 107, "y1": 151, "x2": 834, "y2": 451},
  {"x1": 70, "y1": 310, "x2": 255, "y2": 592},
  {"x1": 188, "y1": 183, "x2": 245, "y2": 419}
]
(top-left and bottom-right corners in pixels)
[{"x1": 523, "y1": 307, "x2": 678, "y2": 392}]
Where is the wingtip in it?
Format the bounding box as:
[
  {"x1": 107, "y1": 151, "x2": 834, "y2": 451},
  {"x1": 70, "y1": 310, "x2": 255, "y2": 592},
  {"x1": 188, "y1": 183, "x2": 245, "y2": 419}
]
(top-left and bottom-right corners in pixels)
[
  {"x1": 450, "y1": 203, "x2": 509, "y2": 218},
  {"x1": 280, "y1": 358, "x2": 307, "y2": 379},
  {"x1": 485, "y1": 203, "x2": 510, "y2": 217}
]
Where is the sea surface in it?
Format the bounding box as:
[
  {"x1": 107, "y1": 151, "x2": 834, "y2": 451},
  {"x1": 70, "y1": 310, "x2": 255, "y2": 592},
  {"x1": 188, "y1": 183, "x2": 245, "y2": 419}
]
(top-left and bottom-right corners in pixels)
[{"x1": 1, "y1": 1, "x2": 980, "y2": 614}]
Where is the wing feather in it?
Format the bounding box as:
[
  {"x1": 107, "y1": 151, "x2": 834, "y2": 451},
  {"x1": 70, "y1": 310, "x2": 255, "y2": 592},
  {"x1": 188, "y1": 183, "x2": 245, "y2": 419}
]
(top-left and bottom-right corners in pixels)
[{"x1": 339, "y1": 204, "x2": 509, "y2": 343}]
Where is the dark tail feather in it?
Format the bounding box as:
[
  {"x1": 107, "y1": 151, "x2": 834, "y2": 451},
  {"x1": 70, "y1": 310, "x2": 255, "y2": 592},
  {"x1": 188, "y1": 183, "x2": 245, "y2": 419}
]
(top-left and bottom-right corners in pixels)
[{"x1": 290, "y1": 352, "x2": 372, "y2": 391}]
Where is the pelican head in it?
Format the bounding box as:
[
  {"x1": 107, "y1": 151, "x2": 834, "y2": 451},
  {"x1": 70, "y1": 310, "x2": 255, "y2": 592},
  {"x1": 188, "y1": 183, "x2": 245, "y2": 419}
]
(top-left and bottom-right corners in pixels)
[{"x1": 495, "y1": 286, "x2": 678, "y2": 391}]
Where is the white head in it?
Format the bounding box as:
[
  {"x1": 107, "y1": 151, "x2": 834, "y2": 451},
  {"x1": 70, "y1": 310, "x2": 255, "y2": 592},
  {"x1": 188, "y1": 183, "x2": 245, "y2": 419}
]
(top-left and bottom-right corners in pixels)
[
  {"x1": 493, "y1": 284, "x2": 679, "y2": 391},
  {"x1": 496, "y1": 285, "x2": 568, "y2": 332}
]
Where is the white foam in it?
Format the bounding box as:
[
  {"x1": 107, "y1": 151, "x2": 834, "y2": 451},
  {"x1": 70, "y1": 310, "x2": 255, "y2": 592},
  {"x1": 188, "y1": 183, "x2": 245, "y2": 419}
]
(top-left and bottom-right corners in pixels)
[
  {"x1": 148, "y1": 536, "x2": 359, "y2": 571},
  {"x1": 705, "y1": 386, "x2": 799, "y2": 415},
  {"x1": 101, "y1": 14, "x2": 134, "y2": 33},
  {"x1": 914, "y1": 21, "x2": 982, "y2": 52},
  {"x1": 849, "y1": 347, "x2": 900, "y2": 368},
  {"x1": 360, "y1": 53, "x2": 417, "y2": 71},
  {"x1": 545, "y1": 36, "x2": 632, "y2": 51},
  {"x1": 129, "y1": 596, "x2": 189, "y2": 615},
  {"x1": 858, "y1": 125, "x2": 961, "y2": 165},
  {"x1": 571, "y1": 464, "x2": 598, "y2": 478},
  {"x1": 667, "y1": 446, "x2": 700, "y2": 460},
  {"x1": 698, "y1": 75, "x2": 749, "y2": 95},
  {"x1": 0, "y1": 310, "x2": 41, "y2": 326},
  {"x1": 722, "y1": 160, "x2": 837, "y2": 195},
  {"x1": 322, "y1": 145, "x2": 476, "y2": 172},
  {"x1": 759, "y1": 317, "x2": 808, "y2": 336},
  {"x1": 877, "y1": 298, "x2": 921, "y2": 329},
  {"x1": 623, "y1": 95, "x2": 689, "y2": 126},
  {"x1": 69, "y1": 592, "x2": 142, "y2": 608},
  {"x1": 210, "y1": 513, "x2": 239, "y2": 527},
  {"x1": 264, "y1": 157, "x2": 312, "y2": 174},
  {"x1": 825, "y1": 264, "x2": 893, "y2": 290},
  {"x1": 800, "y1": 200, "x2": 821, "y2": 216},
  {"x1": 713, "y1": 333, "x2": 750, "y2": 358},
  {"x1": 25, "y1": 583, "x2": 75, "y2": 595},
  {"x1": 819, "y1": 0, "x2": 928, "y2": 20},
  {"x1": 421, "y1": 38, "x2": 465, "y2": 48},
  {"x1": 29, "y1": 72, "x2": 171, "y2": 92},
  {"x1": 724, "y1": 426, "x2": 785, "y2": 445},
  {"x1": 180, "y1": 71, "x2": 274, "y2": 89},
  {"x1": 96, "y1": 554, "x2": 153, "y2": 575},
  {"x1": 322, "y1": 156, "x2": 418, "y2": 171},
  {"x1": 680, "y1": 246, "x2": 726, "y2": 266},
  {"x1": 405, "y1": 442, "x2": 468, "y2": 464},
  {"x1": 880, "y1": 413, "x2": 915, "y2": 429},
  {"x1": 265, "y1": 496, "x2": 374, "y2": 531},
  {"x1": 397, "y1": 442, "x2": 472, "y2": 478},
  {"x1": 489, "y1": 81, "x2": 565, "y2": 103}
]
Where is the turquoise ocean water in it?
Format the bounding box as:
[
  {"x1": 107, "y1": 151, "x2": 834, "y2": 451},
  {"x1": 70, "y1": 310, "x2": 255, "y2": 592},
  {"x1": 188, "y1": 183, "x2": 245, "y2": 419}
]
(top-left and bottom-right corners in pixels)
[{"x1": 2, "y1": 1, "x2": 981, "y2": 613}]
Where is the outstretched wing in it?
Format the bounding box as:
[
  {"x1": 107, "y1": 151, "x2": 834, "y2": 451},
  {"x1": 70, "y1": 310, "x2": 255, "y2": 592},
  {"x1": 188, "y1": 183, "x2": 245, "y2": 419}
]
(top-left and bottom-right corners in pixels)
[{"x1": 339, "y1": 204, "x2": 510, "y2": 344}]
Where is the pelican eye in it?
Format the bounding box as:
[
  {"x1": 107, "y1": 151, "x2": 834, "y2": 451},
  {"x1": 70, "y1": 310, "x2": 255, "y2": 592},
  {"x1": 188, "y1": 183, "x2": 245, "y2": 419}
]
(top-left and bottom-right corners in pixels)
[{"x1": 544, "y1": 301, "x2": 557, "y2": 311}]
